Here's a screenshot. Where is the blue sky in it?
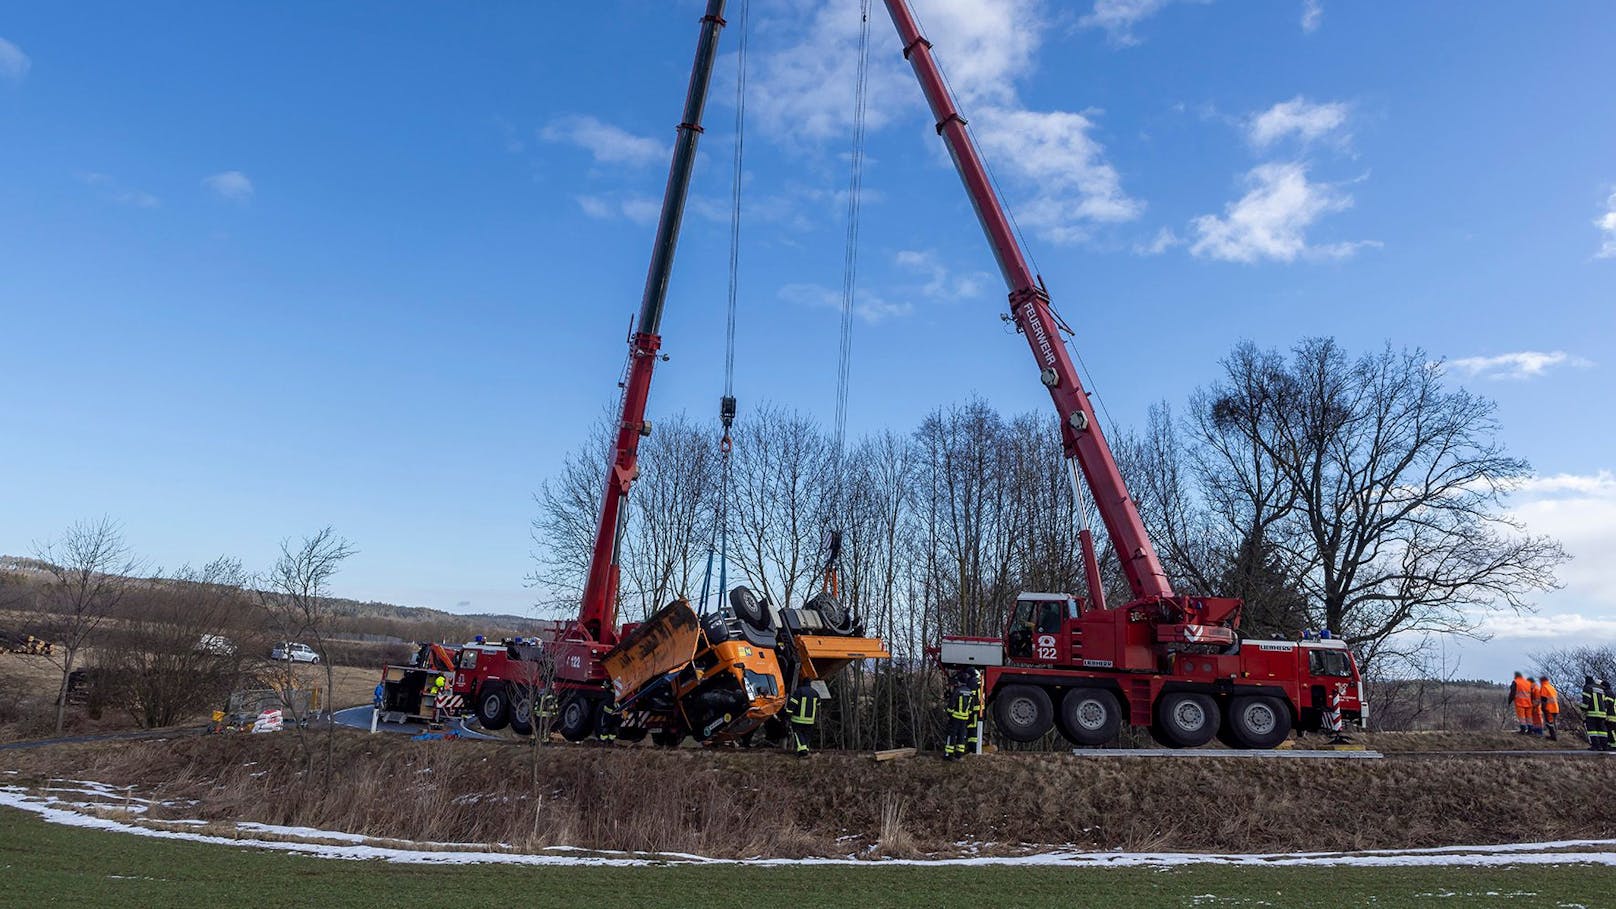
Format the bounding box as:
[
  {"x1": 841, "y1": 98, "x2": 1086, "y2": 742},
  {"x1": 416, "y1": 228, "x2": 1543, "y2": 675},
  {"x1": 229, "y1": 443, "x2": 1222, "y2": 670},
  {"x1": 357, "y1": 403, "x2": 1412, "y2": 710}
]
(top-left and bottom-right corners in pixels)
[{"x1": 2, "y1": 1, "x2": 1612, "y2": 680}]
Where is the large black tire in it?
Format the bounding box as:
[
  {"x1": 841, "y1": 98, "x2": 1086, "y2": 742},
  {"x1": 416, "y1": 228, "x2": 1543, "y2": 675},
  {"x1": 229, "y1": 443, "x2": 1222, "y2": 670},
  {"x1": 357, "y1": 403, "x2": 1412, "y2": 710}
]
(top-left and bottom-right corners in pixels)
[
  {"x1": 1153, "y1": 692, "x2": 1220, "y2": 748},
  {"x1": 557, "y1": 695, "x2": 598, "y2": 742},
  {"x1": 728, "y1": 586, "x2": 769, "y2": 631},
  {"x1": 474, "y1": 685, "x2": 510, "y2": 731},
  {"x1": 806, "y1": 592, "x2": 855, "y2": 635},
  {"x1": 1224, "y1": 695, "x2": 1292, "y2": 749},
  {"x1": 991, "y1": 684, "x2": 1054, "y2": 743},
  {"x1": 1056, "y1": 687, "x2": 1122, "y2": 747},
  {"x1": 508, "y1": 691, "x2": 534, "y2": 736}
]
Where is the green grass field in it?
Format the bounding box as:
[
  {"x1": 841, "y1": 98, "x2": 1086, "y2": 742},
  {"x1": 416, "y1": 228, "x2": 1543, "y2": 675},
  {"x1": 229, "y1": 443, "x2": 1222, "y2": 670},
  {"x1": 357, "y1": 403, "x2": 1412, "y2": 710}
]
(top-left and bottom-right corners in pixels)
[{"x1": 3, "y1": 807, "x2": 1612, "y2": 908}]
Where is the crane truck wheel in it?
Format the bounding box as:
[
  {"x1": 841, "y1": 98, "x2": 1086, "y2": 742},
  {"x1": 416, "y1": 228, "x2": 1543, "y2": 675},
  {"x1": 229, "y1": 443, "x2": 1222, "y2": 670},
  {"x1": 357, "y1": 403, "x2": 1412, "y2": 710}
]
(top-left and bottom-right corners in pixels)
[
  {"x1": 508, "y1": 692, "x2": 534, "y2": 736},
  {"x1": 475, "y1": 685, "x2": 510, "y2": 731},
  {"x1": 1056, "y1": 687, "x2": 1122, "y2": 746},
  {"x1": 991, "y1": 684, "x2": 1054, "y2": 743},
  {"x1": 1152, "y1": 692, "x2": 1220, "y2": 748},
  {"x1": 807, "y1": 592, "x2": 856, "y2": 636},
  {"x1": 557, "y1": 695, "x2": 598, "y2": 742},
  {"x1": 729, "y1": 586, "x2": 770, "y2": 631},
  {"x1": 1225, "y1": 695, "x2": 1292, "y2": 749}
]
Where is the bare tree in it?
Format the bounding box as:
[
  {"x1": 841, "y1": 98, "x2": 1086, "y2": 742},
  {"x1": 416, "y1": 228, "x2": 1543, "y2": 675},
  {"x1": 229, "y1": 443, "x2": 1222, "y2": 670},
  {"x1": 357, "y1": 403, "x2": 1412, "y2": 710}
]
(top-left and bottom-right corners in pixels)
[
  {"x1": 98, "y1": 558, "x2": 254, "y2": 728},
  {"x1": 33, "y1": 517, "x2": 142, "y2": 734},
  {"x1": 259, "y1": 527, "x2": 355, "y2": 782},
  {"x1": 1191, "y1": 339, "x2": 1566, "y2": 666},
  {"x1": 728, "y1": 404, "x2": 836, "y2": 609}
]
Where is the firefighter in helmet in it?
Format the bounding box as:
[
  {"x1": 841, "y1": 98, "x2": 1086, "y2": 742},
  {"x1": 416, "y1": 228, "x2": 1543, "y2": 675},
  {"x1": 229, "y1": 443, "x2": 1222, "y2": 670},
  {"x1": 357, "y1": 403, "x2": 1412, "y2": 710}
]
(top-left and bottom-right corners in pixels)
[
  {"x1": 786, "y1": 679, "x2": 819, "y2": 756},
  {"x1": 963, "y1": 668, "x2": 984, "y2": 755},
  {"x1": 1581, "y1": 675, "x2": 1607, "y2": 752},
  {"x1": 597, "y1": 695, "x2": 623, "y2": 746},
  {"x1": 944, "y1": 669, "x2": 974, "y2": 760}
]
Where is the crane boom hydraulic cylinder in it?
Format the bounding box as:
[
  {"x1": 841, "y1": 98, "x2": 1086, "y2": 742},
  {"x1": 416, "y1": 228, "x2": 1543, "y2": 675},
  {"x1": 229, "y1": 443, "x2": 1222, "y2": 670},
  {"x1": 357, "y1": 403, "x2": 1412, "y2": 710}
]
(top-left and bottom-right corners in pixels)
[
  {"x1": 578, "y1": 0, "x2": 728, "y2": 644},
  {"x1": 881, "y1": 0, "x2": 1172, "y2": 602}
]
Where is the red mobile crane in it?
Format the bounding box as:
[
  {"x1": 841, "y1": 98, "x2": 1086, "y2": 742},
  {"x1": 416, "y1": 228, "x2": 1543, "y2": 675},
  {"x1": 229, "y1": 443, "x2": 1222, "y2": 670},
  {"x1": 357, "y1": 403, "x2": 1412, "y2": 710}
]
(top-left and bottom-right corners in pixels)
[{"x1": 882, "y1": 0, "x2": 1363, "y2": 749}]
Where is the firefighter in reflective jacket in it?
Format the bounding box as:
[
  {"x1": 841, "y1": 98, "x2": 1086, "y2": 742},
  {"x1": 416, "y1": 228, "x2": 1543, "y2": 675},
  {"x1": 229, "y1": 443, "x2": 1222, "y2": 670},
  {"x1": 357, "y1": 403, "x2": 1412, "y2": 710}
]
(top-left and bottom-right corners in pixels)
[
  {"x1": 597, "y1": 699, "x2": 622, "y2": 745},
  {"x1": 427, "y1": 674, "x2": 448, "y2": 720},
  {"x1": 944, "y1": 670, "x2": 973, "y2": 760},
  {"x1": 964, "y1": 669, "x2": 984, "y2": 755},
  {"x1": 1538, "y1": 676, "x2": 1559, "y2": 741},
  {"x1": 786, "y1": 681, "x2": 818, "y2": 756},
  {"x1": 1582, "y1": 676, "x2": 1608, "y2": 752}
]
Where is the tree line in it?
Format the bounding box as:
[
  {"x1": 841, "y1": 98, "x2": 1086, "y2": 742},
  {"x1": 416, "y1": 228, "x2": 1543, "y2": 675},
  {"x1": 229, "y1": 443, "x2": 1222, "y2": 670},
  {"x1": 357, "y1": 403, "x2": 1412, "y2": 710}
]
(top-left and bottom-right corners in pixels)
[{"x1": 533, "y1": 336, "x2": 1566, "y2": 747}]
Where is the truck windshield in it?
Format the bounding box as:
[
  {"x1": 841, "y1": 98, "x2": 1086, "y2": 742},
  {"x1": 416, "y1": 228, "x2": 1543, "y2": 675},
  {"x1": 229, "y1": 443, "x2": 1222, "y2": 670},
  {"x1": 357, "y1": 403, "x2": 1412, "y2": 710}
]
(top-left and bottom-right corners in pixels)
[{"x1": 1308, "y1": 649, "x2": 1352, "y2": 678}]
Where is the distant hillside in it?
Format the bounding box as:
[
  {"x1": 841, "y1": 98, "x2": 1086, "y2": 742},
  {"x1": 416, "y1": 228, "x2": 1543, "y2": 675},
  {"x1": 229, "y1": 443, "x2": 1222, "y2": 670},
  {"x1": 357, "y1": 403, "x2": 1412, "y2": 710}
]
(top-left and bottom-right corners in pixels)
[{"x1": 0, "y1": 555, "x2": 540, "y2": 644}]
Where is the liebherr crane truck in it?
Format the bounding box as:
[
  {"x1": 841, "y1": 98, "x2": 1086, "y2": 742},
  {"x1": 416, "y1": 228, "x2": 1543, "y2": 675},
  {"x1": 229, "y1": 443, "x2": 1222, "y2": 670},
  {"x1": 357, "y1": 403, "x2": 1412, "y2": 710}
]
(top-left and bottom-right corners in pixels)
[{"x1": 881, "y1": 0, "x2": 1364, "y2": 749}]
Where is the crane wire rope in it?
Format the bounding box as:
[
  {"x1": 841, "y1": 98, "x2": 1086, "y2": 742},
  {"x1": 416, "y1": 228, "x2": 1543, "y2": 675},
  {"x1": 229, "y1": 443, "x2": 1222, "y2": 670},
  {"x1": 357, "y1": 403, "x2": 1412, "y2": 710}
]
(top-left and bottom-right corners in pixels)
[
  {"x1": 701, "y1": 0, "x2": 749, "y2": 617},
  {"x1": 831, "y1": 0, "x2": 872, "y2": 513}
]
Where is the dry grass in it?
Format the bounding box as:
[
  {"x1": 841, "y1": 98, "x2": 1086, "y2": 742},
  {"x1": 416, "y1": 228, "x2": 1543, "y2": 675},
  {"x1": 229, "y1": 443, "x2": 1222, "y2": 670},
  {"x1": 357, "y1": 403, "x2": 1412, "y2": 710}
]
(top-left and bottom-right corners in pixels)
[{"x1": 3, "y1": 729, "x2": 1612, "y2": 860}]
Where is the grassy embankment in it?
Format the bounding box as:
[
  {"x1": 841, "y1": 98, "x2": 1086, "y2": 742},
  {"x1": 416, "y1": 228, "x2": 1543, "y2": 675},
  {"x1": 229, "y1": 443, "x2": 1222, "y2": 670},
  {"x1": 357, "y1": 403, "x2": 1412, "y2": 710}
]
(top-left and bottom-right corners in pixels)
[{"x1": 2, "y1": 805, "x2": 1612, "y2": 909}]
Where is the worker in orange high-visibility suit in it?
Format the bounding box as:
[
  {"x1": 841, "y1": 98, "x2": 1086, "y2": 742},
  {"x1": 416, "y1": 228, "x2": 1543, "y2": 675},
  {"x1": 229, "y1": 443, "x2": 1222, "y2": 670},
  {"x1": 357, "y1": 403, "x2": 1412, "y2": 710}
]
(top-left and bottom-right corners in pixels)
[
  {"x1": 1508, "y1": 672, "x2": 1534, "y2": 734},
  {"x1": 1528, "y1": 677, "x2": 1544, "y2": 736},
  {"x1": 1538, "y1": 676, "x2": 1559, "y2": 741}
]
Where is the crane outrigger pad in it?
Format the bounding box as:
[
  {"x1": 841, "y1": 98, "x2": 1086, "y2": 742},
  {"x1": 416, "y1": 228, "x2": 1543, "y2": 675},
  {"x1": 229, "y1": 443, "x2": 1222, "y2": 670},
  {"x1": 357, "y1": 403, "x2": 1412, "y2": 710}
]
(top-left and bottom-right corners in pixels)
[{"x1": 603, "y1": 599, "x2": 701, "y2": 703}]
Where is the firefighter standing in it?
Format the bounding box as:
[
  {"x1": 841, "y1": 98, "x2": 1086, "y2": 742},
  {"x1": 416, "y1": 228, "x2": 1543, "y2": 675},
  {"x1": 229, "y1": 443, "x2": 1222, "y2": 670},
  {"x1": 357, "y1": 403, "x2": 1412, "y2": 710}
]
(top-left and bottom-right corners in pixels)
[
  {"x1": 964, "y1": 669, "x2": 984, "y2": 755},
  {"x1": 786, "y1": 680, "x2": 819, "y2": 756},
  {"x1": 1581, "y1": 675, "x2": 1608, "y2": 752},
  {"x1": 597, "y1": 699, "x2": 622, "y2": 745},
  {"x1": 944, "y1": 670, "x2": 973, "y2": 760},
  {"x1": 1538, "y1": 675, "x2": 1559, "y2": 741},
  {"x1": 1509, "y1": 671, "x2": 1534, "y2": 734}
]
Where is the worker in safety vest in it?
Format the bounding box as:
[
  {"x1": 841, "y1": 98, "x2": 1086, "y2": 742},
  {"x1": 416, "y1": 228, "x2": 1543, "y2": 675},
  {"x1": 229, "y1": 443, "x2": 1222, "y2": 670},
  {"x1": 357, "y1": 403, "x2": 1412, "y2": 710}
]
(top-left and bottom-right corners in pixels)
[
  {"x1": 1582, "y1": 675, "x2": 1608, "y2": 752},
  {"x1": 1508, "y1": 672, "x2": 1534, "y2": 734},
  {"x1": 944, "y1": 670, "x2": 974, "y2": 760},
  {"x1": 786, "y1": 681, "x2": 818, "y2": 756},
  {"x1": 1538, "y1": 676, "x2": 1559, "y2": 741},
  {"x1": 597, "y1": 699, "x2": 622, "y2": 745},
  {"x1": 963, "y1": 668, "x2": 984, "y2": 755},
  {"x1": 1528, "y1": 677, "x2": 1544, "y2": 736}
]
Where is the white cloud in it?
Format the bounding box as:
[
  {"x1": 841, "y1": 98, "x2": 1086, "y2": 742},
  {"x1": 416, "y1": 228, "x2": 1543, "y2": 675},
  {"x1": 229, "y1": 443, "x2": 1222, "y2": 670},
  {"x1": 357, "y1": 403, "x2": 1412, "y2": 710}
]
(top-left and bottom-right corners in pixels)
[
  {"x1": 1133, "y1": 226, "x2": 1181, "y2": 256},
  {"x1": 1247, "y1": 97, "x2": 1349, "y2": 149},
  {"x1": 541, "y1": 114, "x2": 667, "y2": 168},
  {"x1": 1301, "y1": 0, "x2": 1324, "y2": 33},
  {"x1": 1596, "y1": 190, "x2": 1616, "y2": 259},
  {"x1": 0, "y1": 37, "x2": 29, "y2": 82},
  {"x1": 1079, "y1": 0, "x2": 1197, "y2": 46},
  {"x1": 1447, "y1": 351, "x2": 1593, "y2": 381},
  {"x1": 779, "y1": 282, "x2": 913, "y2": 325},
  {"x1": 1189, "y1": 162, "x2": 1372, "y2": 263},
  {"x1": 748, "y1": 0, "x2": 1140, "y2": 245},
  {"x1": 202, "y1": 170, "x2": 254, "y2": 203},
  {"x1": 78, "y1": 172, "x2": 159, "y2": 209},
  {"x1": 574, "y1": 193, "x2": 660, "y2": 226},
  {"x1": 1482, "y1": 611, "x2": 1616, "y2": 641},
  {"x1": 895, "y1": 248, "x2": 992, "y2": 300},
  {"x1": 974, "y1": 106, "x2": 1143, "y2": 243},
  {"x1": 1507, "y1": 471, "x2": 1616, "y2": 613}
]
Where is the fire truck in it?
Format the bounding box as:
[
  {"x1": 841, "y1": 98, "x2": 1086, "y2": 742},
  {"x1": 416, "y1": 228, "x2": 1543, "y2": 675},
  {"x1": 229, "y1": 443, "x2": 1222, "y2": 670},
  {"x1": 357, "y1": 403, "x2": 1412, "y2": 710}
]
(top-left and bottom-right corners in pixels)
[{"x1": 877, "y1": 0, "x2": 1364, "y2": 749}]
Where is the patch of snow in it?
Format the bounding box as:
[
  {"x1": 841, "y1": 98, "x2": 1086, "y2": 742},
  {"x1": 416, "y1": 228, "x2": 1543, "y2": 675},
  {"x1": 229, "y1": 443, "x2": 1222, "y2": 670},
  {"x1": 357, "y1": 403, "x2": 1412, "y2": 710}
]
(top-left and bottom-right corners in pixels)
[{"x1": 6, "y1": 786, "x2": 1616, "y2": 869}]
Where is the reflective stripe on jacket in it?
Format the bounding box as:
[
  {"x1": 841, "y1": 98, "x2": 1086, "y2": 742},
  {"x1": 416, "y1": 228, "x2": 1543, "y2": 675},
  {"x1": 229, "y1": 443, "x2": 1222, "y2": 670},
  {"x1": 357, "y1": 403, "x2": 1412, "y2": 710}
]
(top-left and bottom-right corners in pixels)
[{"x1": 790, "y1": 694, "x2": 818, "y2": 725}]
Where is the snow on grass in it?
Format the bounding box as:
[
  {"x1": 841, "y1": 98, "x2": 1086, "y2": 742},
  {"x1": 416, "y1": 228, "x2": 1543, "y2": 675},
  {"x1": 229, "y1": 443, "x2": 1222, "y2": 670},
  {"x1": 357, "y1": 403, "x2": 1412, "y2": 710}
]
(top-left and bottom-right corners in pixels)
[{"x1": 4, "y1": 783, "x2": 1616, "y2": 869}]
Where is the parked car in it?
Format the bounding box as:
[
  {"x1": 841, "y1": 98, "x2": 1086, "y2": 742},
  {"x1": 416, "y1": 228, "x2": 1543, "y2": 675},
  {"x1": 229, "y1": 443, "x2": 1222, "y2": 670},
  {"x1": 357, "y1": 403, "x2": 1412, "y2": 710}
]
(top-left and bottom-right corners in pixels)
[
  {"x1": 270, "y1": 641, "x2": 320, "y2": 664},
  {"x1": 196, "y1": 634, "x2": 236, "y2": 656}
]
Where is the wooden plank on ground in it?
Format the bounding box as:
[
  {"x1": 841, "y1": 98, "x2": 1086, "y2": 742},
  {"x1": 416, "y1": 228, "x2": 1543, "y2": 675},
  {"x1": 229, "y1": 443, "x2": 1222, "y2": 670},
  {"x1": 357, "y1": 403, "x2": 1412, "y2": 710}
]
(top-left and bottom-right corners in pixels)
[{"x1": 873, "y1": 747, "x2": 917, "y2": 762}]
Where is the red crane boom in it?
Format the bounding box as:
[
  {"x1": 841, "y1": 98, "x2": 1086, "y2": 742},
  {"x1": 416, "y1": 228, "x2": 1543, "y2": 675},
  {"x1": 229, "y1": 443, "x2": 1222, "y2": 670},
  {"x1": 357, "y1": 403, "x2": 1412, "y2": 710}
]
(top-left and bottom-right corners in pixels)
[{"x1": 881, "y1": 0, "x2": 1171, "y2": 603}]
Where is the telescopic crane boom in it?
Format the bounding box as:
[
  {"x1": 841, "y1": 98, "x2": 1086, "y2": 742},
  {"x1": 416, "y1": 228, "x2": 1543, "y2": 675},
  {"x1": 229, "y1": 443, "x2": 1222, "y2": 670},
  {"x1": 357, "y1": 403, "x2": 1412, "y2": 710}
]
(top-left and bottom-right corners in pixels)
[
  {"x1": 881, "y1": 0, "x2": 1171, "y2": 604},
  {"x1": 577, "y1": 0, "x2": 728, "y2": 645}
]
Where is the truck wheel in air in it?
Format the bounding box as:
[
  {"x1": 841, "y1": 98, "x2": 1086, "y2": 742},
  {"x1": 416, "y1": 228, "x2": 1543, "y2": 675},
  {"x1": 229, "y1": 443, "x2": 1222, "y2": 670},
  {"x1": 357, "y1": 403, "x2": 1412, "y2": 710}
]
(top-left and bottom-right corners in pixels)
[
  {"x1": 807, "y1": 592, "x2": 855, "y2": 635},
  {"x1": 1152, "y1": 692, "x2": 1219, "y2": 748},
  {"x1": 991, "y1": 684, "x2": 1054, "y2": 743},
  {"x1": 508, "y1": 692, "x2": 534, "y2": 736},
  {"x1": 1056, "y1": 687, "x2": 1122, "y2": 747},
  {"x1": 1225, "y1": 695, "x2": 1291, "y2": 749},
  {"x1": 729, "y1": 586, "x2": 770, "y2": 631},
  {"x1": 557, "y1": 695, "x2": 598, "y2": 742},
  {"x1": 475, "y1": 685, "x2": 510, "y2": 731}
]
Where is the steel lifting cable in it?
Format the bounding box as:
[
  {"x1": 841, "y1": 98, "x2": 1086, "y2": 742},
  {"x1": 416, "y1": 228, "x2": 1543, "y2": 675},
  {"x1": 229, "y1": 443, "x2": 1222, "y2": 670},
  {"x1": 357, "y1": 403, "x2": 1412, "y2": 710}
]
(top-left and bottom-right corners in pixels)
[
  {"x1": 833, "y1": 0, "x2": 872, "y2": 492},
  {"x1": 702, "y1": 0, "x2": 749, "y2": 617}
]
